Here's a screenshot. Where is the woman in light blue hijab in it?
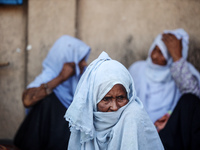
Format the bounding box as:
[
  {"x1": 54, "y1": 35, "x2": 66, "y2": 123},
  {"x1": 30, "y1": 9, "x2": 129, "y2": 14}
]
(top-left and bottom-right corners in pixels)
[
  {"x1": 129, "y1": 29, "x2": 200, "y2": 150},
  {"x1": 129, "y1": 29, "x2": 200, "y2": 124},
  {"x1": 65, "y1": 52, "x2": 164, "y2": 150},
  {"x1": 14, "y1": 35, "x2": 91, "y2": 150}
]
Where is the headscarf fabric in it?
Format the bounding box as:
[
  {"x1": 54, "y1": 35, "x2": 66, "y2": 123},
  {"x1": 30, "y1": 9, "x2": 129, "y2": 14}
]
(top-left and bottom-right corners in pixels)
[
  {"x1": 27, "y1": 35, "x2": 91, "y2": 108},
  {"x1": 65, "y1": 52, "x2": 164, "y2": 150},
  {"x1": 129, "y1": 28, "x2": 200, "y2": 123}
]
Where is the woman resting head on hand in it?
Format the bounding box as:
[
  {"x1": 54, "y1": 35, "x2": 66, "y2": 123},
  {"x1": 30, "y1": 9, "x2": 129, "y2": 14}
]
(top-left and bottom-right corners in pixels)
[{"x1": 65, "y1": 52, "x2": 164, "y2": 150}]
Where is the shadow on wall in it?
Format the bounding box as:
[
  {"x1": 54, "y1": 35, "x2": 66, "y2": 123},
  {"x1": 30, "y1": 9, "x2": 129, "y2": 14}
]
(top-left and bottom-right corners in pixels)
[
  {"x1": 120, "y1": 35, "x2": 147, "y2": 68},
  {"x1": 121, "y1": 35, "x2": 200, "y2": 72},
  {"x1": 188, "y1": 38, "x2": 200, "y2": 72}
]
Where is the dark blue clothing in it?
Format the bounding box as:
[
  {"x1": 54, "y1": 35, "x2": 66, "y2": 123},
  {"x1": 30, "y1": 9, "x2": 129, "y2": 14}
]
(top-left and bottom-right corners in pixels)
[
  {"x1": 159, "y1": 94, "x2": 200, "y2": 150},
  {"x1": 14, "y1": 92, "x2": 70, "y2": 150}
]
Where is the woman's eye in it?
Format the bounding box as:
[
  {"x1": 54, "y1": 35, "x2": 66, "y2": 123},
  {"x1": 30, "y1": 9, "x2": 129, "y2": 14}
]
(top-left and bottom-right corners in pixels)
[
  {"x1": 102, "y1": 97, "x2": 111, "y2": 102},
  {"x1": 117, "y1": 96, "x2": 125, "y2": 101}
]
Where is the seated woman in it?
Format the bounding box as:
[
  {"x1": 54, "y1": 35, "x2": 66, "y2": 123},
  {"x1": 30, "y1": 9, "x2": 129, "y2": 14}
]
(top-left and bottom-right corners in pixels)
[
  {"x1": 128, "y1": 28, "x2": 200, "y2": 149},
  {"x1": 64, "y1": 52, "x2": 164, "y2": 150},
  {"x1": 14, "y1": 35, "x2": 91, "y2": 150}
]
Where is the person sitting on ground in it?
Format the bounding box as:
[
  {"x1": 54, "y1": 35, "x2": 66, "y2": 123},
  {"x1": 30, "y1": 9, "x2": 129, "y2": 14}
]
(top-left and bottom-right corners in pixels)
[
  {"x1": 64, "y1": 51, "x2": 164, "y2": 150},
  {"x1": 128, "y1": 28, "x2": 200, "y2": 150},
  {"x1": 14, "y1": 35, "x2": 91, "y2": 150}
]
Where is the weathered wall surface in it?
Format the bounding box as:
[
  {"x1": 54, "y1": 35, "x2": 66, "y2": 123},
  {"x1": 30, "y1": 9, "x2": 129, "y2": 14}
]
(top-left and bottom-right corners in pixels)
[
  {"x1": 77, "y1": 0, "x2": 200, "y2": 71},
  {"x1": 0, "y1": 0, "x2": 200, "y2": 140},
  {"x1": 0, "y1": 4, "x2": 26, "y2": 139},
  {"x1": 27, "y1": 0, "x2": 76, "y2": 84}
]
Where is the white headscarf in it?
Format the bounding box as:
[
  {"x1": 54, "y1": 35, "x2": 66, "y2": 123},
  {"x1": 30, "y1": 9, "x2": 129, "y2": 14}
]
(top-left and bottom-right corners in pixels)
[
  {"x1": 65, "y1": 52, "x2": 164, "y2": 150},
  {"x1": 27, "y1": 35, "x2": 91, "y2": 108},
  {"x1": 129, "y1": 28, "x2": 200, "y2": 123}
]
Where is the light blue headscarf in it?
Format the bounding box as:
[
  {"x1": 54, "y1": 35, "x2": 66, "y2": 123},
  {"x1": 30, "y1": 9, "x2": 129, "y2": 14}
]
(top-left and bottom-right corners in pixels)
[
  {"x1": 129, "y1": 28, "x2": 200, "y2": 123},
  {"x1": 146, "y1": 28, "x2": 189, "y2": 83},
  {"x1": 27, "y1": 35, "x2": 91, "y2": 108},
  {"x1": 65, "y1": 52, "x2": 164, "y2": 150}
]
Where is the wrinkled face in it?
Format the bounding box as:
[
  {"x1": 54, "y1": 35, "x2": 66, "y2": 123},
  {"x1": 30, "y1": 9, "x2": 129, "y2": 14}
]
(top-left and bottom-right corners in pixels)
[
  {"x1": 97, "y1": 84, "x2": 129, "y2": 112},
  {"x1": 78, "y1": 57, "x2": 87, "y2": 74},
  {"x1": 151, "y1": 46, "x2": 167, "y2": 66}
]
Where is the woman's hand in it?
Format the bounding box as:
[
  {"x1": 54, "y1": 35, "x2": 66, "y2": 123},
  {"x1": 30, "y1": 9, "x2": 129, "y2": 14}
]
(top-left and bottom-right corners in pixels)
[
  {"x1": 22, "y1": 62, "x2": 76, "y2": 108},
  {"x1": 0, "y1": 145, "x2": 9, "y2": 150},
  {"x1": 154, "y1": 113, "x2": 170, "y2": 132},
  {"x1": 22, "y1": 85, "x2": 47, "y2": 108},
  {"x1": 162, "y1": 33, "x2": 182, "y2": 62},
  {"x1": 58, "y1": 62, "x2": 76, "y2": 82}
]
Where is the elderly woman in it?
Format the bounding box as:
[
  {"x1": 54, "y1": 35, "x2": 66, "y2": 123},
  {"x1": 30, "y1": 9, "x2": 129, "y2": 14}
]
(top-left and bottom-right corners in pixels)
[
  {"x1": 64, "y1": 52, "x2": 164, "y2": 150},
  {"x1": 14, "y1": 35, "x2": 91, "y2": 150},
  {"x1": 129, "y1": 29, "x2": 200, "y2": 149}
]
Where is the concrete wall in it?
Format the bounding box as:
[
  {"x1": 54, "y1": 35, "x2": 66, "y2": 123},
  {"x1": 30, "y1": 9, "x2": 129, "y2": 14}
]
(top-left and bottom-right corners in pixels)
[
  {"x1": 27, "y1": 0, "x2": 76, "y2": 84},
  {"x1": 77, "y1": 0, "x2": 200, "y2": 71},
  {"x1": 0, "y1": 0, "x2": 200, "y2": 139},
  {"x1": 0, "y1": 4, "x2": 26, "y2": 139}
]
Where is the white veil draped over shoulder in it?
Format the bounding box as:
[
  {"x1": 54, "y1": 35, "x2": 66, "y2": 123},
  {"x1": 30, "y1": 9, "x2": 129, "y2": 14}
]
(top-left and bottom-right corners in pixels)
[{"x1": 65, "y1": 52, "x2": 164, "y2": 150}]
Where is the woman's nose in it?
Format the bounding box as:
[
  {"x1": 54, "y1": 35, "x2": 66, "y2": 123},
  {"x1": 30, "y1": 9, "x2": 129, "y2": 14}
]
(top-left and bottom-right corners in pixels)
[
  {"x1": 152, "y1": 52, "x2": 158, "y2": 59},
  {"x1": 110, "y1": 101, "x2": 119, "y2": 111}
]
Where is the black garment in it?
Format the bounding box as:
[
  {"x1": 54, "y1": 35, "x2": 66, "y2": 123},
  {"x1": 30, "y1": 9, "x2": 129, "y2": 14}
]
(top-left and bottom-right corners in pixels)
[
  {"x1": 14, "y1": 92, "x2": 70, "y2": 150},
  {"x1": 159, "y1": 93, "x2": 200, "y2": 150}
]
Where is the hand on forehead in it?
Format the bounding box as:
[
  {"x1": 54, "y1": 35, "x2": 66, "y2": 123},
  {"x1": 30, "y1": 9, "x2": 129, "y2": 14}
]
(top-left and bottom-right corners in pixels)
[
  {"x1": 162, "y1": 33, "x2": 182, "y2": 62},
  {"x1": 162, "y1": 33, "x2": 176, "y2": 39}
]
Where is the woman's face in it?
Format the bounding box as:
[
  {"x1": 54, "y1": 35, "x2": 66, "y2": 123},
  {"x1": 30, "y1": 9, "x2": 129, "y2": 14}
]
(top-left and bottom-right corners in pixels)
[
  {"x1": 151, "y1": 46, "x2": 167, "y2": 66},
  {"x1": 97, "y1": 84, "x2": 128, "y2": 112},
  {"x1": 78, "y1": 57, "x2": 87, "y2": 74}
]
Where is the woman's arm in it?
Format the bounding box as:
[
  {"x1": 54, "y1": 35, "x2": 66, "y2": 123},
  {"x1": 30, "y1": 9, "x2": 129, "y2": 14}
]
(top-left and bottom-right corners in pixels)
[
  {"x1": 22, "y1": 62, "x2": 75, "y2": 108},
  {"x1": 170, "y1": 59, "x2": 200, "y2": 97},
  {"x1": 162, "y1": 33, "x2": 200, "y2": 97}
]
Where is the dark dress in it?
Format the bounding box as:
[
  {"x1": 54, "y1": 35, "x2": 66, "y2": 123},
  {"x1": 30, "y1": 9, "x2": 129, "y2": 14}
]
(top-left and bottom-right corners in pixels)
[
  {"x1": 14, "y1": 92, "x2": 70, "y2": 150},
  {"x1": 159, "y1": 93, "x2": 200, "y2": 150}
]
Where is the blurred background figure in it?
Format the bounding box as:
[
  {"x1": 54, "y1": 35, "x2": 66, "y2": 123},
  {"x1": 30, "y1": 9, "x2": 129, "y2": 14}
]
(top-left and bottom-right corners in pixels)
[
  {"x1": 13, "y1": 35, "x2": 91, "y2": 150},
  {"x1": 129, "y1": 28, "x2": 200, "y2": 150}
]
